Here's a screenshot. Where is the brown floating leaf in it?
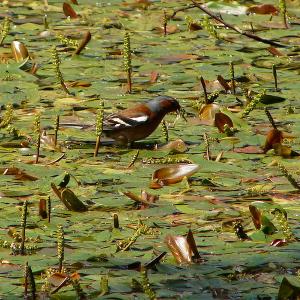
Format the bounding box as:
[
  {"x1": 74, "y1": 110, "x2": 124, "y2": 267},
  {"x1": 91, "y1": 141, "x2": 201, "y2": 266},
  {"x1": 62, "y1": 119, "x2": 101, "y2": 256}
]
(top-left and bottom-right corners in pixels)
[
  {"x1": 51, "y1": 183, "x2": 87, "y2": 212},
  {"x1": 155, "y1": 25, "x2": 178, "y2": 34},
  {"x1": 249, "y1": 205, "x2": 262, "y2": 229},
  {"x1": 66, "y1": 81, "x2": 92, "y2": 87},
  {"x1": 156, "y1": 139, "x2": 188, "y2": 153},
  {"x1": 263, "y1": 128, "x2": 283, "y2": 153},
  {"x1": 151, "y1": 164, "x2": 199, "y2": 189},
  {"x1": 217, "y1": 75, "x2": 231, "y2": 92},
  {"x1": 149, "y1": 71, "x2": 159, "y2": 83},
  {"x1": 199, "y1": 103, "x2": 220, "y2": 123},
  {"x1": 247, "y1": 4, "x2": 279, "y2": 15},
  {"x1": 186, "y1": 229, "x2": 201, "y2": 261},
  {"x1": 39, "y1": 199, "x2": 47, "y2": 219},
  {"x1": 267, "y1": 47, "x2": 285, "y2": 57},
  {"x1": 214, "y1": 112, "x2": 233, "y2": 133},
  {"x1": 198, "y1": 79, "x2": 224, "y2": 93},
  {"x1": 144, "y1": 252, "x2": 167, "y2": 269},
  {"x1": 165, "y1": 235, "x2": 192, "y2": 264},
  {"x1": 0, "y1": 260, "x2": 21, "y2": 273},
  {"x1": 123, "y1": 190, "x2": 158, "y2": 208},
  {"x1": 48, "y1": 272, "x2": 70, "y2": 288},
  {"x1": 2, "y1": 167, "x2": 38, "y2": 181},
  {"x1": 74, "y1": 31, "x2": 91, "y2": 55},
  {"x1": 11, "y1": 41, "x2": 29, "y2": 63},
  {"x1": 233, "y1": 146, "x2": 264, "y2": 154},
  {"x1": 63, "y1": 2, "x2": 78, "y2": 18}
]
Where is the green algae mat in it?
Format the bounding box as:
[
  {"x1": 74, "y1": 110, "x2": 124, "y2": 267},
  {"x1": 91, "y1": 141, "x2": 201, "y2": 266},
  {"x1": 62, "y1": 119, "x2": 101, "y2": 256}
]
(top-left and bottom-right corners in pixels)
[{"x1": 0, "y1": 0, "x2": 300, "y2": 299}]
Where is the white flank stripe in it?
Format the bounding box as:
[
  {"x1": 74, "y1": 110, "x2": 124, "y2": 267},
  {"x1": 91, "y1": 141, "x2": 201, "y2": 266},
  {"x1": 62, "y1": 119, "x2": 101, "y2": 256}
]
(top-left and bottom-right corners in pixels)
[
  {"x1": 130, "y1": 116, "x2": 148, "y2": 122},
  {"x1": 111, "y1": 117, "x2": 130, "y2": 126}
]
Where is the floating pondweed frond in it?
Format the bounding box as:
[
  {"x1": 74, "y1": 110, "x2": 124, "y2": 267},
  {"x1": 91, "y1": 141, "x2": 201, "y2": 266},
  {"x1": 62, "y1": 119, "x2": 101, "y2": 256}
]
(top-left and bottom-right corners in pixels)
[
  {"x1": 141, "y1": 268, "x2": 157, "y2": 300},
  {"x1": 278, "y1": 163, "x2": 300, "y2": 190},
  {"x1": 201, "y1": 15, "x2": 219, "y2": 39},
  {"x1": 142, "y1": 157, "x2": 192, "y2": 164},
  {"x1": 128, "y1": 150, "x2": 140, "y2": 168},
  {"x1": 0, "y1": 104, "x2": 13, "y2": 128},
  {"x1": 0, "y1": 17, "x2": 11, "y2": 46},
  {"x1": 203, "y1": 133, "x2": 210, "y2": 160},
  {"x1": 242, "y1": 90, "x2": 265, "y2": 118},
  {"x1": 207, "y1": 91, "x2": 219, "y2": 103},
  {"x1": 100, "y1": 276, "x2": 109, "y2": 296},
  {"x1": 57, "y1": 225, "x2": 64, "y2": 272},
  {"x1": 123, "y1": 32, "x2": 132, "y2": 93},
  {"x1": 272, "y1": 208, "x2": 294, "y2": 241},
  {"x1": 34, "y1": 113, "x2": 41, "y2": 164},
  {"x1": 56, "y1": 33, "x2": 79, "y2": 48},
  {"x1": 185, "y1": 15, "x2": 202, "y2": 31},
  {"x1": 229, "y1": 61, "x2": 236, "y2": 94},
  {"x1": 116, "y1": 221, "x2": 151, "y2": 252},
  {"x1": 94, "y1": 100, "x2": 104, "y2": 157},
  {"x1": 51, "y1": 46, "x2": 71, "y2": 95},
  {"x1": 161, "y1": 120, "x2": 169, "y2": 143},
  {"x1": 0, "y1": 104, "x2": 19, "y2": 137},
  {"x1": 279, "y1": 0, "x2": 288, "y2": 28}
]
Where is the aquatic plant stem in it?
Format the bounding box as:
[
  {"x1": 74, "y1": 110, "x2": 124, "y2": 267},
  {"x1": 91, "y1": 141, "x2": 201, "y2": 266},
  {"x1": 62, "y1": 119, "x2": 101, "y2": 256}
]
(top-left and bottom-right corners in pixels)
[
  {"x1": 272, "y1": 64, "x2": 278, "y2": 91},
  {"x1": 20, "y1": 200, "x2": 28, "y2": 255},
  {"x1": 54, "y1": 115, "x2": 59, "y2": 147},
  {"x1": 200, "y1": 76, "x2": 208, "y2": 104}
]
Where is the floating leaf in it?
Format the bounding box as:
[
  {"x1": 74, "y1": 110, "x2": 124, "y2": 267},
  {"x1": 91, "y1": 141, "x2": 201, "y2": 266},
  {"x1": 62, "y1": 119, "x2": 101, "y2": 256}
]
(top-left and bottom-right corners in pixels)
[
  {"x1": 156, "y1": 139, "x2": 188, "y2": 154},
  {"x1": 2, "y1": 167, "x2": 38, "y2": 181},
  {"x1": 249, "y1": 204, "x2": 262, "y2": 229},
  {"x1": 247, "y1": 4, "x2": 279, "y2": 15},
  {"x1": 63, "y1": 2, "x2": 78, "y2": 18},
  {"x1": 263, "y1": 128, "x2": 283, "y2": 153},
  {"x1": 74, "y1": 31, "x2": 91, "y2": 55},
  {"x1": 151, "y1": 164, "x2": 199, "y2": 189},
  {"x1": 267, "y1": 47, "x2": 285, "y2": 57},
  {"x1": 123, "y1": 190, "x2": 158, "y2": 208},
  {"x1": 278, "y1": 276, "x2": 300, "y2": 300},
  {"x1": 11, "y1": 41, "x2": 29, "y2": 63},
  {"x1": 66, "y1": 80, "x2": 92, "y2": 87},
  {"x1": 51, "y1": 182, "x2": 87, "y2": 212},
  {"x1": 214, "y1": 112, "x2": 233, "y2": 133},
  {"x1": 186, "y1": 229, "x2": 201, "y2": 261},
  {"x1": 165, "y1": 235, "x2": 192, "y2": 264},
  {"x1": 217, "y1": 75, "x2": 231, "y2": 91},
  {"x1": 260, "y1": 94, "x2": 285, "y2": 104},
  {"x1": 199, "y1": 103, "x2": 220, "y2": 123}
]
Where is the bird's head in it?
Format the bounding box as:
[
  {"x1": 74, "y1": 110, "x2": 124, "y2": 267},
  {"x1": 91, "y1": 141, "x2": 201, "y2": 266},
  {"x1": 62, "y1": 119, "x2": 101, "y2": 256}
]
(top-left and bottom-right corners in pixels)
[{"x1": 147, "y1": 96, "x2": 181, "y2": 114}]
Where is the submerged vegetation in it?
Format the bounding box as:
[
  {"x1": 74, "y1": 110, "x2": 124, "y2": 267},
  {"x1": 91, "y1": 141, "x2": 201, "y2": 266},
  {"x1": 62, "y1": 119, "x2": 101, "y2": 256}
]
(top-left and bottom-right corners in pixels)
[{"x1": 0, "y1": 0, "x2": 300, "y2": 298}]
